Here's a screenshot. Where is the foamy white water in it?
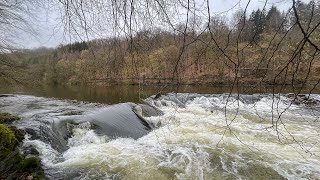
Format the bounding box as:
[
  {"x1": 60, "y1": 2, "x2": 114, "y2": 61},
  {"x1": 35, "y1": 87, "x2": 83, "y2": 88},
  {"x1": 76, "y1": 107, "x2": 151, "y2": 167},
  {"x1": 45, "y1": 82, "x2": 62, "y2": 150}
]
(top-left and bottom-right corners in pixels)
[{"x1": 1, "y1": 93, "x2": 320, "y2": 179}]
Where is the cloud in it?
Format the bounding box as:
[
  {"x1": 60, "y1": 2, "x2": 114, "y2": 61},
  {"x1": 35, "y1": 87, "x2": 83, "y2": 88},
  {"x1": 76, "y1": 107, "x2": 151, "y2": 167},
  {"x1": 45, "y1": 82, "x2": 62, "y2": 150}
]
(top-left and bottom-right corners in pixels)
[{"x1": 16, "y1": 0, "x2": 311, "y2": 49}]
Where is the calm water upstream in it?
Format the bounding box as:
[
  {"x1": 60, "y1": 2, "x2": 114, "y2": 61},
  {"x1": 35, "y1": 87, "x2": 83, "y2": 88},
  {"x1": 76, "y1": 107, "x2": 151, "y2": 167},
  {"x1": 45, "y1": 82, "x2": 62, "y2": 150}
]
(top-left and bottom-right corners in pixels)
[
  {"x1": 1, "y1": 84, "x2": 320, "y2": 104},
  {"x1": 1, "y1": 85, "x2": 320, "y2": 179}
]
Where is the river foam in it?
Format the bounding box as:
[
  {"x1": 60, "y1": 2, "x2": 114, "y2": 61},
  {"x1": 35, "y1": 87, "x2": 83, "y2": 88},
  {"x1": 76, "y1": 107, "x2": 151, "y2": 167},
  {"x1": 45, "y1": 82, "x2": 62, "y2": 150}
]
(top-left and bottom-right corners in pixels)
[{"x1": 1, "y1": 93, "x2": 320, "y2": 179}]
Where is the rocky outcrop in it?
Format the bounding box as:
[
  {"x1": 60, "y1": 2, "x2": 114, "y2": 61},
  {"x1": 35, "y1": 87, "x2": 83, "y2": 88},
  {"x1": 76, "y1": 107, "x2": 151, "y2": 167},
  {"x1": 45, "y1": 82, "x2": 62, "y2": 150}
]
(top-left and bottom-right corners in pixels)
[
  {"x1": 0, "y1": 113, "x2": 44, "y2": 180},
  {"x1": 286, "y1": 94, "x2": 319, "y2": 106}
]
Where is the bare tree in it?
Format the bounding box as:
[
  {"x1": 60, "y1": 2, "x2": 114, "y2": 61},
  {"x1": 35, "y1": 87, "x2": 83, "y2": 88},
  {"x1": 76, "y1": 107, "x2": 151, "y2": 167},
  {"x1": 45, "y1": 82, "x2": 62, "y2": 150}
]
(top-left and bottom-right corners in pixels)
[
  {"x1": 1, "y1": 0, "x2": 320, "y2": 150},
  {"x1": 0, "y1": 0, "x2": 42, "y2": 83}
]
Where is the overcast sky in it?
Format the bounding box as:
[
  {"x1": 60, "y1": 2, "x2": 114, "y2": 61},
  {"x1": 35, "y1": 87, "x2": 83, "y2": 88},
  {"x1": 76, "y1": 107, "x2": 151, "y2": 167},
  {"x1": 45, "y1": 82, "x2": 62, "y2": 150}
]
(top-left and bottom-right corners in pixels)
[{"x1": 20, "y1": 0, "x2": 311, "y2": 49}]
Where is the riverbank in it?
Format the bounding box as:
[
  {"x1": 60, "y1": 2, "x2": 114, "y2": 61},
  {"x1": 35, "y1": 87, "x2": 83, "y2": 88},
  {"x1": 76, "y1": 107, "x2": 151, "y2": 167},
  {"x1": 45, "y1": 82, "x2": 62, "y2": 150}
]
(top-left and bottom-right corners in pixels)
[
  {"x1": 88, "y1": 77, "x2": 320, "y2": 87},
  {"x1": 0, "y1": 113, "x2": 44, "y2": 180}
]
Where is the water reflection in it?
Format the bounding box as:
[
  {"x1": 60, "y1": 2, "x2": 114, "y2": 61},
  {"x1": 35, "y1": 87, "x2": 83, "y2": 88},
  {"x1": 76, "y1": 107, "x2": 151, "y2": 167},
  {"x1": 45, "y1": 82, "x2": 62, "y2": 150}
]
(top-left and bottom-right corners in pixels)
[{"x1": 1, "y1": 84, "x2": 319, "y2": 104}]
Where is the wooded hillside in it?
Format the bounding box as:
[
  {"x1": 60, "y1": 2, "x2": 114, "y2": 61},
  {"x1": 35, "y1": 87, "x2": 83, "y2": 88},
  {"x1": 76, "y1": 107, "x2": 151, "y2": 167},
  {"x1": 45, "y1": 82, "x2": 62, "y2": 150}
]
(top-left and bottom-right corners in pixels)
[{"x1": 1, "y1": 1, "x2": 319, "y2": 89}]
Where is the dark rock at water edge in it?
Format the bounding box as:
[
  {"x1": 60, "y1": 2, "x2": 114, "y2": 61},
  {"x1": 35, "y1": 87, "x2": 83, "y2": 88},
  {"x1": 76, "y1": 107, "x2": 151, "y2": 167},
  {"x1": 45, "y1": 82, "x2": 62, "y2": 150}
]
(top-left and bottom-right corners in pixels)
[
  {"x1": 0, "y1": 113, "x2": 20, "y2": 124},
  {"x1": 286, "y1": 93, "x2": 319, "y2": 106},
  {"x1": 0, "y1": 94, "x2": 14, "y2": 98},
  {"x1": 0, "y1": 151, "x2": 44, "y2": 180},
  {"x1": 0, "y1": 113, "x2": 45, "y2": 180}
]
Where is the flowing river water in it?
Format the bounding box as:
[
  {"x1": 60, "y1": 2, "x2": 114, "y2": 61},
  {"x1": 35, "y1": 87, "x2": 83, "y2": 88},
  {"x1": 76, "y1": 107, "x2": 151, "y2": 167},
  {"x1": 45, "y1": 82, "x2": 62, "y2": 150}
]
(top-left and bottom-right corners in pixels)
[{"x1": 1, "y1": 85, "x2": 320, "y2": 179}]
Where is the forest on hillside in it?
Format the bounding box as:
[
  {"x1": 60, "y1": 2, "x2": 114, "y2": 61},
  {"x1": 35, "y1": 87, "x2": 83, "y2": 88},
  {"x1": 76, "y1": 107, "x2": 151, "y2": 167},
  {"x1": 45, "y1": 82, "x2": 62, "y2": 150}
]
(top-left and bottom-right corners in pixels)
[{"x1": 1, "y1": 1, "x2": 319, "y2": 90}]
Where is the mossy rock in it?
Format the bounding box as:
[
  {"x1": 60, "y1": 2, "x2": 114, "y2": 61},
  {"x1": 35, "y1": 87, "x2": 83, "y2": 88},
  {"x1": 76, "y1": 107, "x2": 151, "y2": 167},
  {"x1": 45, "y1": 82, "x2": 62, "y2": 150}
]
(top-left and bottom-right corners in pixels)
[
  {"x1": 0, "y1": 122, "x2": 44, "y2": 179},
  {"x1": 0, "y1": 151, "x2": 24, "y2": 174},
  {"x1": 8, "y1": 126, "x2": 25, "y2": 143},
  {"x1": 0, "y1": 151, "x2": 45, "y2": 180},
  {"x1": 0, "y1": 113, "x2": 20, "y2": 124},
  {"x1": 17, "y1": 157, "x2": 45, "y2": 179},
  {"x1": 17, "y1": 157, "x2": 41, "y2": 173},
  {"x1": 0, "y1": 124, "x2": 19, "y2": 160}
]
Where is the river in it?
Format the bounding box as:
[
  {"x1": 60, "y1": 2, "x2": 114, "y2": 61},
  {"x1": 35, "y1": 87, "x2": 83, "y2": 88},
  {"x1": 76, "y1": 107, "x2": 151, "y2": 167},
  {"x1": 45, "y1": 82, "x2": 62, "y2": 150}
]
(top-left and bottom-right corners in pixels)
[{"x1": 0, "y1": 85, "x2": 320, "y2": 179}]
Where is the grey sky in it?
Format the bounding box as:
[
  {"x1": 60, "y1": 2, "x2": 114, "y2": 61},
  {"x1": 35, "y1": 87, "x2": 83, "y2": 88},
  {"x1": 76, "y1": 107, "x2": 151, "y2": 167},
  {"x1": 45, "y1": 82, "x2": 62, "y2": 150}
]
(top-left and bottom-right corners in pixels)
[{"x1": 19, "y1": 0, "x2": 310, "y2": 49}]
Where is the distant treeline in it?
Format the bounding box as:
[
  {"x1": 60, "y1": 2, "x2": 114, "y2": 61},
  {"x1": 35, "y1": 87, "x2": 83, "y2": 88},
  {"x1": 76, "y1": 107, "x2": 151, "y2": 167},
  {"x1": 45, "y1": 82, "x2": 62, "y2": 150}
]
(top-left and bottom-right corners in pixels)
[
  {"x1": 1, "y1": 1, "x2": 319, "y2": 87},
  {"x1": 58, "y1": 41, "x2": 89, "y2": 53}
]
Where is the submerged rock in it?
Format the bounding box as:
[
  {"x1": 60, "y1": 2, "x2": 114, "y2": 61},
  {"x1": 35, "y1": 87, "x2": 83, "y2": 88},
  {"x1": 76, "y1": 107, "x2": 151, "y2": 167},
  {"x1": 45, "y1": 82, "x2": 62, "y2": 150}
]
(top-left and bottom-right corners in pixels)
[
  {"x1": 44, "y1": 102, "x2": 163, "y2": 152},
  {"x1": 238, "y1": 163, "x2": 286, "y2": 180},
  {"x1": 133, "y1": 104, "x2": 164, "y2": 117},
  {"x1": 23, "y1": 146, "x2": 40, "y2": 156},
  {"x1": 62, "y1": 110, "x2": 83, "y2": 116},
  {"x1": 286, "y1": 94, "x2": 319, "y2": 106},
  {"x1": 78, "y1": 103, "x2": 153, "y2": 139}
]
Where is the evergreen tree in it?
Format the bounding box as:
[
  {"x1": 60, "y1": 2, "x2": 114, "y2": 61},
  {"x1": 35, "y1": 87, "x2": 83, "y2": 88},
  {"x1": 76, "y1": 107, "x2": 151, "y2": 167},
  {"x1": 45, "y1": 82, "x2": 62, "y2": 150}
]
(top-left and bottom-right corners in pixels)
[
  {"x1": 266, "y1": 6, "x2": 284, "y2": 32},
  {"x1": 249, "y1": 8, "x2": 267, "y2": 41}
]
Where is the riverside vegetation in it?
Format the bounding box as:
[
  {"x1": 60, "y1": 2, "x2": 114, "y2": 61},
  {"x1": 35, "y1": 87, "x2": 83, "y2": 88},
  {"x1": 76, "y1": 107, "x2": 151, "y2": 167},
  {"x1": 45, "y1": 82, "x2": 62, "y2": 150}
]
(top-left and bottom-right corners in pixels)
[
  {"x1": 0, "y1": 2, "x2": 319, "y2": 89},
  {"x1": 0, "y1": 113, "x2": 44, "y2": 180}
]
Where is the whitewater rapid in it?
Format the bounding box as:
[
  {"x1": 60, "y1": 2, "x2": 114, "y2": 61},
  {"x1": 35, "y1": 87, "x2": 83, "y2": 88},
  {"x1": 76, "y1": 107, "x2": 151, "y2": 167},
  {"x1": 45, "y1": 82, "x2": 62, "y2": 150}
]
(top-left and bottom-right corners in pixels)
[{"x1": 1, "y1": 93, "x2": 320, "y2": 179}]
